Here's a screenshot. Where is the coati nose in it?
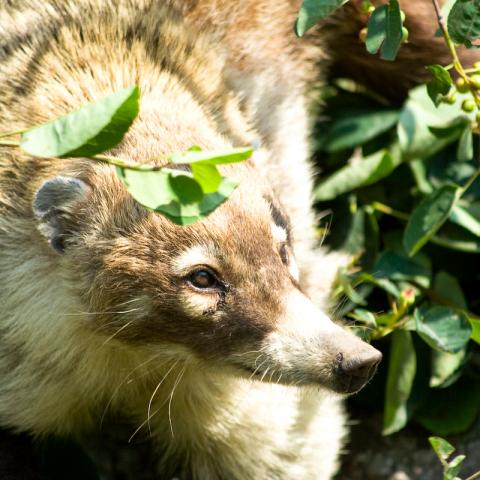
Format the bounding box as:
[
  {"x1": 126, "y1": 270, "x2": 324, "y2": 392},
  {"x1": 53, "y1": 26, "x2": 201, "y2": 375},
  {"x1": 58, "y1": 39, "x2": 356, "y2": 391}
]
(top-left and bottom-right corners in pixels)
[{"x1": 337, "y1": 349, "x2": 382, "y2": 394}]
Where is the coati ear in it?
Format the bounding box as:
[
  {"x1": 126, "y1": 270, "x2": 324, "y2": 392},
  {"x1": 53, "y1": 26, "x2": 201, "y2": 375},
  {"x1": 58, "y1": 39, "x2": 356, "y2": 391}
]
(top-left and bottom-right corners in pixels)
[{"x1": 33, "y1": 176, "x2": 91, "y2": 254}]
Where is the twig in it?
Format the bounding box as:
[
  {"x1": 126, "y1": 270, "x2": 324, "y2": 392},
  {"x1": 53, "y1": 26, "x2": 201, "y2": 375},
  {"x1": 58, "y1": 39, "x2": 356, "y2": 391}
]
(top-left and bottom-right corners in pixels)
[
  {"x1": 465, "y1": 471, "x2": 480, "y2": 480},
  {"x1": 431, "y1": 0, "x2": 480, "y2": 106},
  {"x1": 0, "y1": 140, "x2": 20, "y2": 147}
]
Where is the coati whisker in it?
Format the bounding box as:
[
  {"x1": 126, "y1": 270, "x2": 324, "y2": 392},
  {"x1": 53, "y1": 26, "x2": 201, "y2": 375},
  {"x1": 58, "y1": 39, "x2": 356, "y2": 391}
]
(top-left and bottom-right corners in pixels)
[
  {"x1": 101, "y1": 320, "x2": 137, "y2": 346},
  {"x1": 147, "y1": 360, "x2": 180, "y2": 435},
  {"x1": 168, "y1": 365, "x2": 186, "y2": 437},
  {"x1": 99, "y1": 353, "x2": 165, "y2": 428}
]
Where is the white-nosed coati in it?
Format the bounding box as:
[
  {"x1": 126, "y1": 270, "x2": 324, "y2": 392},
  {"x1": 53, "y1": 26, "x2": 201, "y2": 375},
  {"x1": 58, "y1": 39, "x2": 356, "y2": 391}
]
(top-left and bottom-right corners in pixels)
[{"x1": 0, "y1": 1, "x2": 473, "y2": 479}]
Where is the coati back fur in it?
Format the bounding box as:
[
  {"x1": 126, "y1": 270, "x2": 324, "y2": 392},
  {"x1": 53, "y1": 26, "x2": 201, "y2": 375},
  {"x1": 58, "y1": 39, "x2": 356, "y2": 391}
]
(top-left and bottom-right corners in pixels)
[{"x1": 0, "y1": 0, "x2": 465, "y2": 478}]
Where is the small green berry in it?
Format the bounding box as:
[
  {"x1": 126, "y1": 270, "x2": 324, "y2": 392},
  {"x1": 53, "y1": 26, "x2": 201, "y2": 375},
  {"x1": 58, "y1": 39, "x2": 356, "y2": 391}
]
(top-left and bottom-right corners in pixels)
[
  {"x1": 470, "y1": 74, "x2": 480, "y2": 89},
  {"x1": 462, "y1": 99, "x2": 476, "y2": 112},
  {"x1": 444, "y1": 91, "x2": 457, "y2": 104},
  {"x1": 473, "y1": 61, "x2": 480, "y2": 70},
  {"x1": 401, "y1": 26, "x2": 409, "y2": 42},
  {"x1": 400, "y1": 10, "x2": 406, "y2": 23},
  {"x1": 456, "y1": 77, "x2": 469, "y2": 93}
]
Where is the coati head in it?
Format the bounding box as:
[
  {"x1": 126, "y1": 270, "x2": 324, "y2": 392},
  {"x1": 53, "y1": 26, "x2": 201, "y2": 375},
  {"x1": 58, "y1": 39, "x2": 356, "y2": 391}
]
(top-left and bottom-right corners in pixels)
[{"x1": 32, "y1": 162, "x2": 381, "y2": 395}]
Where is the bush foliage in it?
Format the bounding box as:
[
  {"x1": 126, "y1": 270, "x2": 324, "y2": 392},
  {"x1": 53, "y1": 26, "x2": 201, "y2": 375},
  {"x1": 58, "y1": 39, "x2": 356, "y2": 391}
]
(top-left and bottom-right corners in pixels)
[{"x1": 305, "y1": 0, "x2": 480, "y2": 455}]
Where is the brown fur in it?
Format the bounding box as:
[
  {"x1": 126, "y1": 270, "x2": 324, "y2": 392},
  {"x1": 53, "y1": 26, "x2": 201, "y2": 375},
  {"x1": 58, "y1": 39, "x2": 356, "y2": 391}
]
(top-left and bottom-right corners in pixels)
[{"x1": 0, "y1": 1, "x2": 465, "y2": 478}]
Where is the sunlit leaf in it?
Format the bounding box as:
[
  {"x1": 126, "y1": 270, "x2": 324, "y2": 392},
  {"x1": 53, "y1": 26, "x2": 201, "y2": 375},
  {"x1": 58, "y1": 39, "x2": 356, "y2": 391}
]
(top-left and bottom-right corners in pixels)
[
  {"x1": 469, "y1": 316, "x2": 480, "y2": 344},
  {"x1": 398, "y1": 86, "x2": 476, "y2": 160},
  {"x1": 117, "y1": 167, "x2": 238, "y2": 225},
  {"x1": 430, "y1": 348, "x2": 466, "y2": 388},
  {"x1": 314, "y1": 149, "x2": 401, "y2": 200},
  {"x1": 169, "y1": 147, "x2": 253, "y2": 165},
  {"x1": 21, "y1": 86, "x2": 139, "y2": 157},
  {"x1": 449, "y1": 204, "x2": 480, "y2": 237},
  {"x1": 429, "y1": 436, "x2": 455, "y2": 462},
  {"x1": 322, "y1": 108, "x2": 400, "y2": 152},
  {"x1": 445, "y1": 455, "x2": 466, "y2": 480}
]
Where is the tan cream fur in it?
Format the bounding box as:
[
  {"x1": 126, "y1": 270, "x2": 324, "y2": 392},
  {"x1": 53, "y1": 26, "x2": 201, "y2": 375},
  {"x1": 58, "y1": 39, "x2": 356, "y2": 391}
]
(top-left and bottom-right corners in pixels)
[{"x1": 0, "y1": 1, "x2": 390, "y2": 479}]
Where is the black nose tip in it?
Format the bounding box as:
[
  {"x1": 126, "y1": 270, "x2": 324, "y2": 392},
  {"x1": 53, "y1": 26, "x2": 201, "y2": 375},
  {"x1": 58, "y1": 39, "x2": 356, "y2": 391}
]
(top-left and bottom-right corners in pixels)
[
  {"x1": 342, "y1": 350, "x2": 382, "y2": 378},
  {"x1": 339, "y1": 350, "x2": 382, "y2": 393}
]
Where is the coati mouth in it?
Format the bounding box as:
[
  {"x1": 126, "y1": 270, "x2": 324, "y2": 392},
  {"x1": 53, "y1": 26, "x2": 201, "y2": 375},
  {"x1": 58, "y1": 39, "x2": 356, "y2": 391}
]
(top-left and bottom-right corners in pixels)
[{"x1": 229, "y1": 351, "x2": 381, "y2": 394}]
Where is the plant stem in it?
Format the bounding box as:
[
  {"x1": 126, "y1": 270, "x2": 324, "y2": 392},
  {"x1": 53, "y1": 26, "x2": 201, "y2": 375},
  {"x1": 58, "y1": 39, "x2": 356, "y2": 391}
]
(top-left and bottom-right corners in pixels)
[
  {"x1": 466, "y1": 471, "x2": 480, "y2": 480},
  {"x1": 431, "y1": 0, "x2": 480, "y2": 106},
  {"x1": 370, "y1": 201, "x2": 409, "y2": 221},
  {"x1": 0, "y1": 140, "x2": 20, "y2": 147},
  {"x1": 0, "y1": 140, "x2": 164, "y2": 172},
  {"x1": 91, "y1": 154, "x2": 164, "y2": 171},
  {"x1": 0, "y1": 129, "x2": 26, "y2": 139},
  {"x1": 460, "y1": 167, "x2": 480, "y2": 195}
]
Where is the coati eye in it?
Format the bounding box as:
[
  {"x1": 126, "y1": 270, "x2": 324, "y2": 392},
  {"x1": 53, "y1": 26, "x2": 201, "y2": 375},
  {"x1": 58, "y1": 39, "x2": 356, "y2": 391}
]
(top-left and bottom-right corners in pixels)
[
  {"x1": 279, "y1": 243, "x2": 289, "y2": 265},
  {"x1": 188, "y1": 268, "x2": 219, "y2": 290}
]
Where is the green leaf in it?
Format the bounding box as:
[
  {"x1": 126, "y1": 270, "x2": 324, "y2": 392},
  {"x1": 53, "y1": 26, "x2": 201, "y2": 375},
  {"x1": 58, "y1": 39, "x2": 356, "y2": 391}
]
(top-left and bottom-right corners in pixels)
[
  {"x1": 117, "y1": 167, "x2": 238, "y2": 225},
  {"x1": 447, "y1": 0, "x2": 480, "y2": 48},
  {"x1": 429, "y1": 436, "x2": 455, "y2": 462},
  {"x1": 355, "y1": 271, "x2": 401, "y2": 298},
  {"x1": 322, "y1": 108, "x2": 400, "y2": 152},
  {"x1": 445, "y1": 455, "x2": 466, "y2": 480},
  {"x1": 338, "y1": 269, "x2": 367, "y2": 306},
  {"x1": 348, "y1": 308, "x2": 377, "y2": 327},
  {"x1": 415, "y1": 306, "x2": 472, "y2": 353},
  {"x1": 383, "y1": 329, "x2": 417, "y2": 435},
  {"x1": 366, "y1": 5, "x2": 388, "y2": 54},
  {"x1": 433, "y1": 270, "x2": 467, "y2": 308},
  {"x1": 449, "y1": 204, "x2": 480, "y2": 237},
  {"x1": 381, "y1": 0, "x2": 404, "y2": 61},
  {"x1": 418, "y1": 379, "x2": 480, "y2": 435},
  {"x1": 428, "y1": 115, "x2": 471, "y2": 138},
  {"x1": 314, "y1": 149, "x2": 401, "y2": 201},
  {"x1": 425, "y1": 65, "x2": 453, "y2": 107},
  {"x1": 191, "y1": 164, "x2": 222, "y2": 193},
  {"x1": 429, "y1": 348, "x2": 466, "y2": 388},
  {"x1": 430, "y1": 219, "x2": 480, "y2": 252},
  {"x1": 374, "y1": 250, "x2": 431, "y2": 287},
  {"x1": 168, "y1": 147, "x2": 253, "y2": 165},
  {"x1": 21, "y1": 86, "x2": 139, "y2": 158},
  {"x1": 365, "y1": 1, "x2": 403, "y2": 60},
  {"x1": 457, "y1": 123, "x2": 473, "y2": 161},
  {"x1": 294, "y1": 0, "x2": 349, "y2": 37},
  {"x1": 398, "y1": 86, "x2": 476, "y2": 161},
  {"x1": 469, "y1": 316, "x2": 480, "y2": 344},
  {"x1": 403, "y1": 184, "x2": 461, "y2": 256}
]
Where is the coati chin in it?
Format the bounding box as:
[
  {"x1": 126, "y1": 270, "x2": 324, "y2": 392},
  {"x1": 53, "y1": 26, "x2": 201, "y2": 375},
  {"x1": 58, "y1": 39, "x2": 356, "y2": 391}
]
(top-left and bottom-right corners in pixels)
[{"x1": 0, "y1": 0, "x2": 472, "y2": 479}]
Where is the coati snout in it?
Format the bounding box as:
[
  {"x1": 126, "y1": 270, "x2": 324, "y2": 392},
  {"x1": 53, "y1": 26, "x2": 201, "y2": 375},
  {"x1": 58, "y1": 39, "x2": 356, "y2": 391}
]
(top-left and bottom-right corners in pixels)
[{"x1": 33, "y1": 166, "x2": 381, "y2": 396}]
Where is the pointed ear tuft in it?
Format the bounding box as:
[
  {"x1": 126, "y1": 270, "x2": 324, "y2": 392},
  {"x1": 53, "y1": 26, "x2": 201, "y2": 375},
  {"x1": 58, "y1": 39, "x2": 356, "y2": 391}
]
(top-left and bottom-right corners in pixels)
[{"x1": 33, "y1": 177, "x2": 91, "y2": 253}]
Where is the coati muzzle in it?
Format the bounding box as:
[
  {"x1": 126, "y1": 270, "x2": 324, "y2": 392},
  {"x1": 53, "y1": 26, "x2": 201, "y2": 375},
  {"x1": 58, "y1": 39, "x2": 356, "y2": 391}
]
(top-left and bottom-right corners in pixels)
[{"x1": 230, "y1": 289, "x2": 382, "y2": 395}]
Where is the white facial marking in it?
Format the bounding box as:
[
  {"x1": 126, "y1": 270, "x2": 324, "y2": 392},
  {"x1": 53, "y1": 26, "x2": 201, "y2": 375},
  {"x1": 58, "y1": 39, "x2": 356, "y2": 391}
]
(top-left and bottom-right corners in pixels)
[
  {"x1": 279, "y1": 290, "x2": 340, "y2": 338},
  {"x1": 271, "y1": 223, "x2": 287, "y2": 244},
  {"x1": 171, "y1": 245, "x2": 215, "y2": 276}
]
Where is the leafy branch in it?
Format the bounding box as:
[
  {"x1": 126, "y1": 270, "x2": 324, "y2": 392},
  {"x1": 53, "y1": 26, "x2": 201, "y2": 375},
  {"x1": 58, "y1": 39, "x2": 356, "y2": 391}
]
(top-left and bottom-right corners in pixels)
[{"x1": 0, "y1": 86, "x2": 253, "y2": 225}]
